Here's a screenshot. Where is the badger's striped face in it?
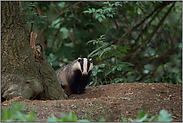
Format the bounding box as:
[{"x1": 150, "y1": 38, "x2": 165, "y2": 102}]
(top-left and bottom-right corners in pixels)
[{"x1": 73, "y1": 58, "x2": 93, "y2": 75}]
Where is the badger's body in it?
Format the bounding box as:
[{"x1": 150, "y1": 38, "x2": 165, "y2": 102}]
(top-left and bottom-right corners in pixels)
[{"x1": 56, "y1": 58, "x2": 93, "y2": 96}]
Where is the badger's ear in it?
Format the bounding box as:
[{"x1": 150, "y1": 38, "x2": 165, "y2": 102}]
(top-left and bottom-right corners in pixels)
[
  {"x1": 89, "y1": 58, "x2": 92, "y2": 63},
  {"x1": 78, "y1": 57, "x2": 82, "y2": 62}
]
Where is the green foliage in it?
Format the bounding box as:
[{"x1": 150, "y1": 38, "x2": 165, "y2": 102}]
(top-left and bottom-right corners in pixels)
[
  {"x1": 2, "y1": 102, "x2": 173, "y2": 122},
  {"x1": 1, "y1": 102, "x2": 102, "y2": 122},
  {"x1": 20, "y1": 1, "x2": 182, "y2": 84},
  {"x1": 158, "y1": 109, "x2": 173, "y2": 122},
  {"x1": 20, "y1": 2, "x2": 47, "y2": 30},
  {"x1": 83, "y1": 2, "x2": 122, "y2": 22},
  {"x1": 87, "y1": 35, "x2": 134, "y2": 85},
  {"x1": 122, "y1": 109, "x2": 173, "y2": 122},
  {"x1": 47, "y1": 110, "x2": 90, "y2": 122},
  {"x1": 1, "y1": 102, "x2": 37, "y2": 122}
]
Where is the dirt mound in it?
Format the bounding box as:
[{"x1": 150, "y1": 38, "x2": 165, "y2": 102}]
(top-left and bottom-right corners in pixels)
[{"x1": 1, "y1": 83, "x2": 182, "y2": 122}]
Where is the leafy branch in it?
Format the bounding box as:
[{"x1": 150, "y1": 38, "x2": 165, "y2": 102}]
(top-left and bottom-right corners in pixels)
[
  {"x1": 83, "y1": 2, "x2": 122, "y2": 22},
  {"x1": 87, "y1": 35, "x2": 133, "y2": 85}
]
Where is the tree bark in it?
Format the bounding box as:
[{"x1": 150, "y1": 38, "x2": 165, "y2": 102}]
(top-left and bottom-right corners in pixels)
[{"x1": 1, "y1": 1, "x2": 67, "y2": 101}]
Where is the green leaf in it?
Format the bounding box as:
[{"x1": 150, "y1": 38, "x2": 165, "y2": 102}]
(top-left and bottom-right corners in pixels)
[
  {"x1": 88, "y1": 44, "x2": 107, "y2": 57},
  {"x1": 38, "y1": 15, "x2": 47, "y2": 18},
  {"x1": 29, "y1": 20, "x2": 35, "y2": 23},
  {"x1": 78, "y1": 119, "x2": 90, "y2": 122},
  {"x1": 96, "y1": 9, "x2": 103, "y2": 13},
  {"x1": 47, "y1": 114, "x2": 58, "y2": 122},
  {"x1": 132, "y1": 114, "x2": 149, "y2": 122},
  {"x1": 103, "y1": 2, "x2": 109, "y2": 5},
  {"x1": 113, "y1": 78, "x2": 124, "y2": 83},
  {"x1": 40, "y1": 23, "x2": 47, "y2": 29},
  {"x1": 136, "y1": 110, "x2": 146, "y2": 119},
  {"x1": 16, "y1": 111, "x2": 26, "y2": 121},
  {"x1": 99, "y1": 35, "x2": 106, "y2": 40},
  {"x1": 95, "y1": 13, "x2": 101, "y2": 19},
  {"x1": 149, "y1": 115, "x2": 158, "y2": 122},
  {"x1": 87, "y1": 39, "x2": 97, "y2": 45},
  {"x1": 39, "y1": 18, "x2": 47, "y2": 24},
  {"x1": 99, "y1": 63, "x2": 106, "y2": 68},
  {"x1": 112, "y1": 64, "x2": 118, "y2": 71},
  {"x1": 158, "y1": 109, "x2": 173, "y2": 122},
  {"x1": 68, "y1": 111, "x2": 77, "y2": 122},
  {"x1": 101, "y1": 14, "x2": 106, "y2": 19},
  {"x1": 33, "y1": 12, "x2": 38, "y2": 15},
  {"x1": 99, "y1": 47, "x2": 111, "y2": 57},
  {"x1": 26, "y1": 109, "x2": 37, "y2": 122},
  {"x1": 91, "y1": 8, "x2": 96, "y2": 12},
  {"x1": 1, "y1": 109, "x2": 11, "y2": 121},
  {"x1": 98, "y1": 17, "x2": 103, "y2": 22},
  {"x1": 105, "y1": 69, "x2": 112, "y2": 76},
  {"x1": 114, "y1": 2, "x2": 122, "y2": 7},
  {"x1": 99, "y1": 117, "x2": 106, "y2": 122},
  {"x1": 121, "y1": 116, "x2": 127, "y2": 122}
]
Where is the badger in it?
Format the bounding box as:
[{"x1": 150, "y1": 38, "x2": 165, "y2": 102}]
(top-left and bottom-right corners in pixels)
[{"x1": 56, "y1": 58, "x2": 93, "y2": 96}]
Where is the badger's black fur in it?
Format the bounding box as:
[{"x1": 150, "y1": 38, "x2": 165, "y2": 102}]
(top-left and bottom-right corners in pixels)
[{"x1": 56, "y1": 58, "x2": 93, "y2": 95}]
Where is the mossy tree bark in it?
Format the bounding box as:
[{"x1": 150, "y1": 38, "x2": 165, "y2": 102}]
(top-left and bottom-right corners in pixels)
[{"x1": 1, "y1": 1, "x2": 67, "y2": 101}]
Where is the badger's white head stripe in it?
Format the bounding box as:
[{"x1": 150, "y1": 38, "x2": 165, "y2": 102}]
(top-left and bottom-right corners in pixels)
[
  {"x1": 72, "y1": 57, "x2": 93, "y2": 76},
  {"x1": 82, "y1": 58, "x2": 88, "y2": 75}
]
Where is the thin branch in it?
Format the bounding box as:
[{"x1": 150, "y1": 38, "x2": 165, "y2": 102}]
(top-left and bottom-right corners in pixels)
[
  {"x1": 51, "y1": 1, "x2": 60, "y2": 14},
  {"x1": 133, "y1": 1, "x2": 171, "y2": 29},
  {"x1": 51, "y1": 20, "x2": 62, "y2": 47},
  {"x1": 67, "y1": 27, "x2": 75, "y2": 46},
  {"x1": 38, "y1": 1, "x2": 82, "y2": 42},
  {"x1": 116, "y1": 11, "x2": 127, "y2": 28},
  {"x1": 130, "y1": 0, "x2": 175, "y2": 64},
  {"x1": 133, "y1": 3, "x2": 165, "y2": 49},
  {"x1": 121, "y1": 1, "x2": 128, "y2": 28},
  {"x1": 113, "y1": 18, "x2": 120, "y2": 31},
  {"x1": 70, "y1": 5, "x2": 81, "y2": 23},
  {"x1": 37, "y1": 29, "x2": 45, "y2": 41},
  {"x1": 37, "y1": 6, "x2": 46, "y2": 41},
  {"x1": 30, "y1": 23, "x2": 33, "y2": 34},
  {"x1": 48, "y1": 1, "x2": 82, "y2": 26},
  {"x1": 19, "y1": 1, "x2": 24, "y2": 14},
  {"x1": 117, "y1": 1, "x2": 172, "y2": 43},
  {"x1": 145, "y1": 2, "x2": 175, "y2": 47}
]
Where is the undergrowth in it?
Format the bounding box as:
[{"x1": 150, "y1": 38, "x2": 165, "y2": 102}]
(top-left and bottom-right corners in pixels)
[{"x1": 1, "y1": 102, "x2": 173, "y2": 122}]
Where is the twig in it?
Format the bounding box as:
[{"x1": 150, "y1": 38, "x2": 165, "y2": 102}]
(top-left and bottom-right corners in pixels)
[
  {"x1": 19, "y1": 1, "x2": 24, "y2": 14},
  {"x1": 38, "y1": 1, "x2": 82, "y2": 42},
  {"x1": 133, "y1": 3, "x2": 165, "y2": 50},
  {"x1": 51, "y1": 20, "x2": 62, "y2": 47},
  {"x1": 67, "y1": 27, "x2": 75, "y2": 46},
  {"x1": 48, "y1": 1, "x2": 82, "y2": 26},
  {"x1": 37, "y1": 6, "x2": 46, "y2": 41},
  {"x1": 70, "y1": 5, "x2": 81, "y2": 23},
  {"x1": 30, "y1": 23, "x2": 34, "y2": 34},
  {"x1": 145, "y1": 2, "x2": 175, "y2": 47},
  {"x1": 51, "y1": 1, "x2": 60, "y2": 14},
  {"x1": 118, "y1": 2, "x2": 172, "y2": 43},
  {"x1": 133, "y1": 2, "x2": 171, "y2": 29},
  {"x1": 121, "y1": 1, "x2": 128, "y2": 28},
  {"x1": 113, "y1": 18, "x2": 119, "y2": 31},
  {"x1": 116, "y1": 11, "x2": 127, "y2": 28}
]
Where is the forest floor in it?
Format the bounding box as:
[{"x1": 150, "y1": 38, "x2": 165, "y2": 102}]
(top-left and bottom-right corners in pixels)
[{"x1": 1, "y1": 82, "x2": 182, "y2": 122}]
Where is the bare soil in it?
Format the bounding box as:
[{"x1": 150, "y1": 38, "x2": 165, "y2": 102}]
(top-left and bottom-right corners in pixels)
[{"x1": 1, "y1": 83, "x2": 182, "y2": 122}]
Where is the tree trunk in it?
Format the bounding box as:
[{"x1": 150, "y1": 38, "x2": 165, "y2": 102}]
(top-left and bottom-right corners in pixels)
[{"x1": 1, "y1": 1, "x2": 67, "y2": 101}]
